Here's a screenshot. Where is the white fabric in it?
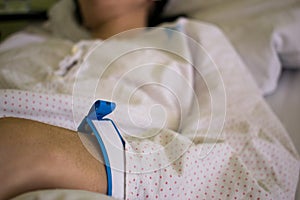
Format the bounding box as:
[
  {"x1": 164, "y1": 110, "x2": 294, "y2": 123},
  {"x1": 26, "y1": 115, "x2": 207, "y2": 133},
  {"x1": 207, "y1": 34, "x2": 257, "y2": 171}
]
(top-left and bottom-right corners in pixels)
[
  {"x1": 46, "y1": 0, "x2": 300, "y2": 96},
  {"x1": 0, "y1": 18, "x2": 299, "y2": 200},
  {"x1": 12, "y1": 189, "x2": 116, "y2": 200},
  {"x1": 47, "y1": 0, "x2": 90, "y2": 41},
  {"x1": 163, "y1": 0, "x2": 226, "y2": 17},
  {"x1": 265, "y1": 70, "x2": 300, "y2": 155},
  {"x1": 189, "y1": 0, "x2": 300, "y2": 95},
  {"x1": 0, "y1": 32, "x2": 47, "y2": 53},
  {"x1": 0, "y1": 37, "x2": 74, "y2": 92},
  {"x1": 264, "y1": 68, "x2": 300, "y2": 200}
]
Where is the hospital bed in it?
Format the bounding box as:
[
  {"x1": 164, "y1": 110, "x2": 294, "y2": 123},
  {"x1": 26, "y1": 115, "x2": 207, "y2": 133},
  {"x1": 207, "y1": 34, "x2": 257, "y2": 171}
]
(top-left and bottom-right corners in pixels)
[{"x1": 0, "y1": 0, "x2": 299, "y2": 199}]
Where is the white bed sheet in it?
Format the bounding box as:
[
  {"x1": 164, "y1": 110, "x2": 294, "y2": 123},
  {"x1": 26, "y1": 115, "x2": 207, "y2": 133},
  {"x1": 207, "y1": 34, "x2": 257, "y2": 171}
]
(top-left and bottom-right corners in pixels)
[
  {"x1": 265, "y1": 69, "x2": 300, "y2": 200},
  {"x1": 266, "y1": 70, "x2": 300, "y2": 154}
]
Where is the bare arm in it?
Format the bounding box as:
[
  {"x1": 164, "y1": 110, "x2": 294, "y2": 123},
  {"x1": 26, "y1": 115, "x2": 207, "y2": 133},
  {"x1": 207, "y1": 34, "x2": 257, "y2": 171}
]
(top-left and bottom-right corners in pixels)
[{"x1": 0, "y1": 117, "x2": 107, "y2": 200}]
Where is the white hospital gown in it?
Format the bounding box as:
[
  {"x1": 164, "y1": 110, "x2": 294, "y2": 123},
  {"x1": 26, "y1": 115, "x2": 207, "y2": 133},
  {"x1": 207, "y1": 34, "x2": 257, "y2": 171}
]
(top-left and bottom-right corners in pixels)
[{"x1": 0, "y1": 18, "x2": 299, "y2": 200}]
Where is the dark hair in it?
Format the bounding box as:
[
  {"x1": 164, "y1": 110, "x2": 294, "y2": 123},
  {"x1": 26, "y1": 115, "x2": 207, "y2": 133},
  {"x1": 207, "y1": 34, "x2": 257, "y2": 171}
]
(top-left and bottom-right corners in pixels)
[
  {"x1": 73, "y1": 0, "x2": 83, "y2": 25},
  {"x1": 147, "y1": 0, "x2": 169, "y2": 27}
]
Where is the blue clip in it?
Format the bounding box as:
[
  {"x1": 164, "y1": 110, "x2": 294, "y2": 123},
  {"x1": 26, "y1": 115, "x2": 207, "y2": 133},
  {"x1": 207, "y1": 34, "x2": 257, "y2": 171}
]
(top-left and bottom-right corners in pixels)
[{"x1": 87, "y1": 100, "x2": 116, "y2": 120}]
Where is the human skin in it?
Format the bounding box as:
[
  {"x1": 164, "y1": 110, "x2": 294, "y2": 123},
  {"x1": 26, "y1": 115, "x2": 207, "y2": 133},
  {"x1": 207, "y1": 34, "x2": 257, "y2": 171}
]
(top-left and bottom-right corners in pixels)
[
  {"x1": 0, "y1": 117, "x2": 107, "y2": 200},
  {"x1": 0, "y1": 1, "x2": 154, "y2": 199},
  {"x1": 78, "y1": 0, "x2": 152, "y2": 39}
]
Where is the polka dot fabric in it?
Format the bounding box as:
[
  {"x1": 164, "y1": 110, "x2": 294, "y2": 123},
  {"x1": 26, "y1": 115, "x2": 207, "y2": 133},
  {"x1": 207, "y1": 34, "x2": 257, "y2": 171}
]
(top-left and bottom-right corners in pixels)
[
  {"x1": 126, "y1": 143, "x2": 273, "y2": 200},
  {"x1": 124, "y1": 125, "x2": 299, "y2": 200},
  {"x1": 1, "y1": 86, "x2": 298, "y2": 200},
  {"x1": 0, "y1": 89, "x2": 78, "y2": 130},
  {"x1": 1, "y1": 19, "x2": 299, "y2": 200},
  {"x1": 122, "y1": 20, "x2": 300, "y2": 200}
]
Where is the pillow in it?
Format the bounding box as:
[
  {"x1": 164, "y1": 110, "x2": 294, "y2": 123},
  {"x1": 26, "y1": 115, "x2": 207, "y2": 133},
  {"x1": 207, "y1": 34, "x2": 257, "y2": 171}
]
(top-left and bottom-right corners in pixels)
[
  {"x1": 47, "y1": 0, "x2": 91, "y2": 41},
  {"x1": 187, "y1": 0, "x2": 300, "y2": 95},
  {"x1": 164, "y1": 0, "x2": 300, "y2": 94}
]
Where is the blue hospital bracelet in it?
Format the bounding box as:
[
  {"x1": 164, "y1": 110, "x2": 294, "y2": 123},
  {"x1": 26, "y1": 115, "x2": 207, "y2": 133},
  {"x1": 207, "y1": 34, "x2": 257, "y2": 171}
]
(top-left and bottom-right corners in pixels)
[{"x1": 77, "y1": 100, "x2": 125, "y2": 199}]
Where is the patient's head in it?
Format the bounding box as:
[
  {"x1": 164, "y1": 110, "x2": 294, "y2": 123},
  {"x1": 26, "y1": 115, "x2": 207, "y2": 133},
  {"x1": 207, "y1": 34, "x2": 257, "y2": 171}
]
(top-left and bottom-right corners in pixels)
[{"x1": 74, "y1": 0, "x2": 168, "y2": 39}]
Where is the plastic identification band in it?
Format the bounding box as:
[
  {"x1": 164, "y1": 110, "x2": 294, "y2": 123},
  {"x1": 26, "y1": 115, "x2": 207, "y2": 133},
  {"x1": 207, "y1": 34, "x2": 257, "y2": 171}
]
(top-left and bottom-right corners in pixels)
[{"x1": 77, "y1": 100, "x2": 125, "y2": 199}]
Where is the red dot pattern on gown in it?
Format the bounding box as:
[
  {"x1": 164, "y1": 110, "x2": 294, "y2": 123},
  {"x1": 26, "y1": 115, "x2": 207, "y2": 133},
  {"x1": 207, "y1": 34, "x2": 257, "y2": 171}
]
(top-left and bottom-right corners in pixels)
[{"x1": 0, "y1": 89, "x2": 299, "y2": 200}]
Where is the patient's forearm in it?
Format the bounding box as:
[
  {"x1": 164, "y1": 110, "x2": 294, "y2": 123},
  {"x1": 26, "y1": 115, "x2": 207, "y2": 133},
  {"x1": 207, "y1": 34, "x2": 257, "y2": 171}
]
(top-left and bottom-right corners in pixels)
[{"x1": 0, "y1": 117, "x2": 107, "y2": 200}]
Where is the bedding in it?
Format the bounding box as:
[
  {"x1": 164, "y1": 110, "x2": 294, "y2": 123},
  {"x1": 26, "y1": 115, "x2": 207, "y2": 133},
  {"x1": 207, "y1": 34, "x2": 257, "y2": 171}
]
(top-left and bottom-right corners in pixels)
[
  {"x1": 47, "y1": 0, "x2": 300, "y2": 93},
  {"x1": 265, "y1": 69, "x2": 300, "y2": 199},
  {"x1": 45, "y1": 0, "x2": 300, "y2": 95},
  {"x1": 164, "y1": 0, "x2": 300, "y2": 95},
  {"x1": 1, "y1": 0, "x2": 300, "y2": 199},
  {"x1": 190, "y1": 0, "x2": 300, "y2": 95},
  {"x1": 265, "y1": 69, "x2": 300, "y2": 155},
  {"x1": 0, "y1": 17, "x2": 299, "y2": 200}
]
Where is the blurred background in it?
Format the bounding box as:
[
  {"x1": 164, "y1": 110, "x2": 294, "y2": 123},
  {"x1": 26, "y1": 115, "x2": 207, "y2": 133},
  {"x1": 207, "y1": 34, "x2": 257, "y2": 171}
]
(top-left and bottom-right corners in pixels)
[{"x1": 0, "y1": 0, "x2": 57, "y2": 40}]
